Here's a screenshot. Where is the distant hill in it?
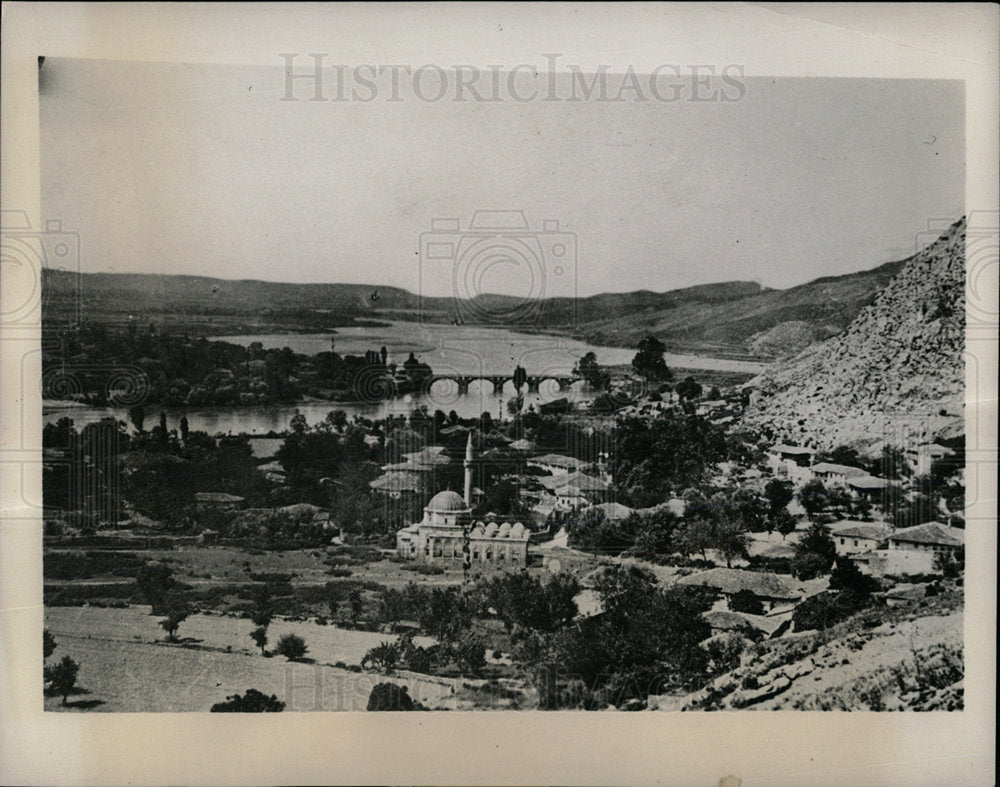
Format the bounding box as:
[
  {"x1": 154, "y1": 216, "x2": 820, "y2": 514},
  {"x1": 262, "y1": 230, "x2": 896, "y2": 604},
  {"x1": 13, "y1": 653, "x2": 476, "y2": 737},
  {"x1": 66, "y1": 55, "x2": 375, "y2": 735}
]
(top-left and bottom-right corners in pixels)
[
  {"x1": 571, "y1": 259, "x2": 905, "y2": 358},
  {"x1": 743, "y1": 217, "x2": 965, "y2": 449},
  {"x1": 42, "y1": 248, "x2": 911, "y2": 360}
]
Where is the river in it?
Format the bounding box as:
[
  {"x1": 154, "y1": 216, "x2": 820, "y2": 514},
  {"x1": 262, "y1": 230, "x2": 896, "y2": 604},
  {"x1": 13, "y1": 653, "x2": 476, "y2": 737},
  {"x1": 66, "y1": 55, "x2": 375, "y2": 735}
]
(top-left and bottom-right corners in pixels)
[{"x1": 42, "y1": 321, "x2": 766, "y2": 435}]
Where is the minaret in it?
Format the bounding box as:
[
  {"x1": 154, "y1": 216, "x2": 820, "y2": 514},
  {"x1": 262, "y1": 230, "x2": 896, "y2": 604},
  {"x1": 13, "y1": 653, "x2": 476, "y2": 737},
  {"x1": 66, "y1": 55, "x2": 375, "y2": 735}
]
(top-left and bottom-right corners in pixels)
[{"x1": 463, "y1": 431, "x2": 473, "y2": 506}]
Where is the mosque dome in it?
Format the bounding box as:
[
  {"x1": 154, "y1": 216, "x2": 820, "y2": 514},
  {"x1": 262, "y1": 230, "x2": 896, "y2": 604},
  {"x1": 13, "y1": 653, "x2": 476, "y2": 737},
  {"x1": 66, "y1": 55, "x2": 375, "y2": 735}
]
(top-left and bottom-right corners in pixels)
[{"x1": 425, "y1": 490, "x2": 469, "y2": 513}]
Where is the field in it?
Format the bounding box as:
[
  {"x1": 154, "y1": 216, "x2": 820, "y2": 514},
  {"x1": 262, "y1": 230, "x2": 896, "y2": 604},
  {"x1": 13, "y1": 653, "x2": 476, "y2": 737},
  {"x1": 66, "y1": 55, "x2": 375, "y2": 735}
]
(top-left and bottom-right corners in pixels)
[{"x1": 44, "y1": 606, "x2": 458, "y2": 712}]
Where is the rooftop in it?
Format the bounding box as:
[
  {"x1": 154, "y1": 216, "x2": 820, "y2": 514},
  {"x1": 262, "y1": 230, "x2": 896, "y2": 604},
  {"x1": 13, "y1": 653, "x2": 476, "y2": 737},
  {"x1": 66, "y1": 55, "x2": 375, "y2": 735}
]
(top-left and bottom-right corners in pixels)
[
  {"x1": 369, "y1": 472, "x2": 423, "y2": 493},
  {"x1": 811, "y1": 462, "x2": 868, "y2": 477},
  {"x1": 676, "y1": 568, "x2": 801, "y2": 600},
  {"x1": 425, "y1": 489, "x2": 470, "y2": 513},
  {"x1": 846, "y1": 475, "x2": 896, "y2": 490},
  {"x1": 530, "y1": 453, "x2": 588, "y2": 469},
  {"x1": 889, "y1": 522, "x2": 964, "y2": 547},
  {"x1": 835, "y1": 525, "x2": 891, "y2": 541},
  {"x1": 770, "y1": 444, "x2": 814, "y2": 456}
]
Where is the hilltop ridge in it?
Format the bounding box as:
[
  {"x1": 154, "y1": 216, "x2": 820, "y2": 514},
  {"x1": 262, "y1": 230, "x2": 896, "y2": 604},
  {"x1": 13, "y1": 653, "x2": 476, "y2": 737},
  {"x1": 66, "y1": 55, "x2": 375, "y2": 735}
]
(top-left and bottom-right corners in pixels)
[{"x1": 744, "y1": 217, "x2": 966, "y2": 449}]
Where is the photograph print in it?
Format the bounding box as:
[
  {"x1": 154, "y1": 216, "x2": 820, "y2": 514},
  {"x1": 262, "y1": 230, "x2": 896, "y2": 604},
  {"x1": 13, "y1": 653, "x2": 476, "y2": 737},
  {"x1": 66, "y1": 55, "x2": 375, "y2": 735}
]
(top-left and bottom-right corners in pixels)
[{"x1": 37, "y1": 50, "x2": 970, "y2": 714}]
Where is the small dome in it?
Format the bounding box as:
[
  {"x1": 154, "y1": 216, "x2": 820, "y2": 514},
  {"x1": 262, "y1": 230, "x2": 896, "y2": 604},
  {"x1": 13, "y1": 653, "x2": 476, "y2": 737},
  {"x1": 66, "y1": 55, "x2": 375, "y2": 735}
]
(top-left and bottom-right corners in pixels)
[
  {"x1": 485, "y1": 522, "x2": 499, "y2": 537},
  {"x1": 497, "y1": 523, "x2": 511, "y2": 538},
  {"x1": 425, "y1": 490, "x2": 469, "y2": 513},
  {"x1": 510, "y1": 523, "x2": 525, "y2": 538},
  {"x1": 470, "y1": 524, "x2": 485, "y2": 538}
]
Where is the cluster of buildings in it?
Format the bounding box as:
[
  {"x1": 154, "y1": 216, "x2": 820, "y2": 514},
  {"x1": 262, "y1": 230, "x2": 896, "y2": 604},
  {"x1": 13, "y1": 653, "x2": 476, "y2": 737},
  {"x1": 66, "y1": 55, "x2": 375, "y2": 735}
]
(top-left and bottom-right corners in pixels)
[{"x1": 393, "y1": 435, "x2": 530, "y2": 567}]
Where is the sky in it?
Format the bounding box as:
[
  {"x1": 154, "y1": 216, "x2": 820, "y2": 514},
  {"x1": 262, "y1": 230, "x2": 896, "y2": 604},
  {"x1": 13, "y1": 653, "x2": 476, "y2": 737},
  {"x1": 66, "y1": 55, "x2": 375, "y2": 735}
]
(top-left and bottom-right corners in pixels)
[{"x1": 40, "y1": 58, "x2": 964, "y2": 299}]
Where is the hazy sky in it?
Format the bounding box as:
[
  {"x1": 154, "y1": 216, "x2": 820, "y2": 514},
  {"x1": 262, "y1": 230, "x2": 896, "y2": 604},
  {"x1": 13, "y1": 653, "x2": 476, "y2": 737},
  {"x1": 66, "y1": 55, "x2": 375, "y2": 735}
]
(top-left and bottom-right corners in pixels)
[{"x1": 40, "y1": 58, "x2": 963, "y2": 298}]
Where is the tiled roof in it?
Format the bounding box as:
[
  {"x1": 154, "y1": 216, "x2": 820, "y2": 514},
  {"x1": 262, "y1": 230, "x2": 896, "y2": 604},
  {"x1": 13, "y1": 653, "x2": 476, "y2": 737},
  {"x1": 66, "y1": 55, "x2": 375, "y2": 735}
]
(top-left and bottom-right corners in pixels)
[
  {"x1": 677, "y1": 568, "x2": 801, "y2": 599},
  {"x1": 835, "y1": 525, "x2": 890, "y2": 541},
  {"x1": 770, "y1": 444, "x2": 814, "y2": 455},
  {"x1": 846, "y1": 475, "x2": 896, "y2": 490},
  {"x1": 811, "y1": 462, "x2": 868, "y2": 477},
  {"x1": 530, "y1": 453, "x2": 588, "y2": 469},
  {"x1": 369, "y1": 471, "x2": 423, "y2": 492},
  {"x1": 889, "y1": 522, "x2": 964, "y2": 547}
]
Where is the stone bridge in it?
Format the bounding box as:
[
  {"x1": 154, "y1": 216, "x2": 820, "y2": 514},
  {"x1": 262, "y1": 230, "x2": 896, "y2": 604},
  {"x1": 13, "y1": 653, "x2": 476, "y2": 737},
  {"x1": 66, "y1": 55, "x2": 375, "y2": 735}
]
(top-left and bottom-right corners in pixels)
[{"x1": 425, "y1": 374, "x2": 588, "y2": 394}]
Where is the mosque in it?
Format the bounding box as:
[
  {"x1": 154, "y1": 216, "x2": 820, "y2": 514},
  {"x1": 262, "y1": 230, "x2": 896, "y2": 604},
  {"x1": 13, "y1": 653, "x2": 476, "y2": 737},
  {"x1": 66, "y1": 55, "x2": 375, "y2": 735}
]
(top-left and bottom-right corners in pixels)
[{"x1": 395, "y1": 434, "x2": 531, "y2": 568}]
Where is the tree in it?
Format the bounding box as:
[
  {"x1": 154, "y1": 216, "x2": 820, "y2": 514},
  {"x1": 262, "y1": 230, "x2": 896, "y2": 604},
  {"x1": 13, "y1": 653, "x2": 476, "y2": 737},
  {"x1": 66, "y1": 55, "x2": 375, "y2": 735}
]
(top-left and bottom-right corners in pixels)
[
  {"x1": 45, "y1": 655, "x2": 80, "y2": 704},
  {"x1": 249, "y1": 584, "x2": 275, "y2": 654},
  {"x1": 764, "y1": 478, "x2": 794, "y2": 518},
  {"x1": 791, "y1": 521, "x2": 836, "y2": 579},
  {"x1": 675, "y1": 376, "x2": 702, "y2": 401},
  {"x1": 711, "y1": 519, "x2": 750, "y2": 568},
  {"x1": 512, "y1": 365, "x2": 527, "y2": 393},
  {"x1": 135, "y1": 563, "x2": 176, "y2": 613},
  {"x1": 798, "y1": 478, "x2": 829, "y2": 518},
  {"x1": 454, "y1": 631, "x2": 487, "y2": 676},
  {"x1": 128, "y1": 404, "x2": 146, "y2": 433},
  {"x1": 631, "y1": 336, "x2": 672, "y2": 382},
  {"x1": 43, "y1": 629, "x2": 57, "y2": 660},
  {"x1": 773, "y1": 509, "x2": 798, "y2": 540},
  {"x1": 179, "y1": 416, "x2": 190, "y2": 442},
  {"x1": 275, "y1": 633, "x2": 308, "y2": 661},
  {"x1": 829, "y1": 556, "x2": 879, "y2": 597},
  {"x1": 934, "y1": 547, "x2": 964, "y2": 579},
  {"x1": 362, "y1": 641, "x2": 400, "y2": 673},
  {"x1": 347, "y1": 588, "x2": 365, "y2": 627},
  {"x1": 158, "y1": 410, "x2": 168, "y2": 442},
  {"x1": 729, "y1": 589, "x2": 764, "y2": 615},
  {"x1": 367, "y1": 682, "x2": 415, "y2": 711},
  {"x1": 210, "y1": 689, "x2": 285, "y2": 712},
  {"x1": 159, "y1": 599, "x2": 191, "y2": 642},
  {"x1": 250, "y1": 627, "x2": 269, "y2": 656},
  {"x1": 875, "y1": 444, "x2": 912, "y2": 480}
]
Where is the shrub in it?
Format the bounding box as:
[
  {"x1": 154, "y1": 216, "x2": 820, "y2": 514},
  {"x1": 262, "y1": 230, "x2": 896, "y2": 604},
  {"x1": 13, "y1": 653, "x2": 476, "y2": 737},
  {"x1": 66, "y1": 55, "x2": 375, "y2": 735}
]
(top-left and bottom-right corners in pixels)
[
  {"x1": 326, "y1": 568, "x2": 353, "y2": 578},
  {"x1": 43, "y1": 629, "x2": 57, "y2": 660},
  {"x1": 275, "y1": 633, "x2": 308, "y2": 661},
  {"x1": 210, "y1": 688, "x2": 285, "y2": 712},
  {"x1": 366, "y1": 682, "x2": 415, "y2": 711},
  {"x1": 401, "y1": 563, "x2": 445, "y2": 575}
]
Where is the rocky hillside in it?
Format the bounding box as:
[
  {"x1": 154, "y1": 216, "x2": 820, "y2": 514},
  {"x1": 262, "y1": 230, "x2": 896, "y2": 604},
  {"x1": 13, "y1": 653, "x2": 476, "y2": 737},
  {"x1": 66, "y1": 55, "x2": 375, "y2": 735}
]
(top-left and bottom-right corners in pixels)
[
  {"x1": 651, "y1": 589, "x2": 964, "y2": 712},
  {"x1": 744, "y1": 217, "x2": 965, "y2": 450}
]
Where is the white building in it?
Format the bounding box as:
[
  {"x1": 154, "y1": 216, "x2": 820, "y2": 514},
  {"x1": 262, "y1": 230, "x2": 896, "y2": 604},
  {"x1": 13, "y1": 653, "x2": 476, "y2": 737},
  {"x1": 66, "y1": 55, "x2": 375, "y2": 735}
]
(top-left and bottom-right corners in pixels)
[{"x1": 395, "y1": 435, "x2": 530, "y2": 568}]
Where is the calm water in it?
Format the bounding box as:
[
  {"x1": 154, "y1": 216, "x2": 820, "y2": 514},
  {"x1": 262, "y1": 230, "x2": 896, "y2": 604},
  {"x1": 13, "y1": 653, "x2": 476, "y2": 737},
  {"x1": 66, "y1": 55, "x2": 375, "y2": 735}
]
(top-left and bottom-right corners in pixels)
[{"x1": 43, "y1": 322, "x2": 765, "y2": 436}]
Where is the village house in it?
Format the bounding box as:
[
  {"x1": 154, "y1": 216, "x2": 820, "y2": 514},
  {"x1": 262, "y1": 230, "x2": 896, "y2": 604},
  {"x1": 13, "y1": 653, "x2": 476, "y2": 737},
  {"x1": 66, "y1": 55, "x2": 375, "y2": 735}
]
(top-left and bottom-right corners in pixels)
[
  {"x1": 766, "y1": 444, "x2": 814, "y2": 484},
  {"x1": 906, "y1": 441, "x2": 955, "y2": 476},
  {"x1": 676, "y1": 567, "x2": 802, "y2": 613},
  {"x1": 851, "y1": 521, "x2": 965, "y2": 577},
  {"x1": 810, "y1": 462, "x2": 868, "y2": 488},
  {"x1": 888, "y1": 521, "x2": 964, "y2": 555},
  {"x1": 832, "y1": 524, "x2": 890, "y2": 556},
  {"x1": 846, "y1": 474, "x2": 897, "y2": 501}
]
